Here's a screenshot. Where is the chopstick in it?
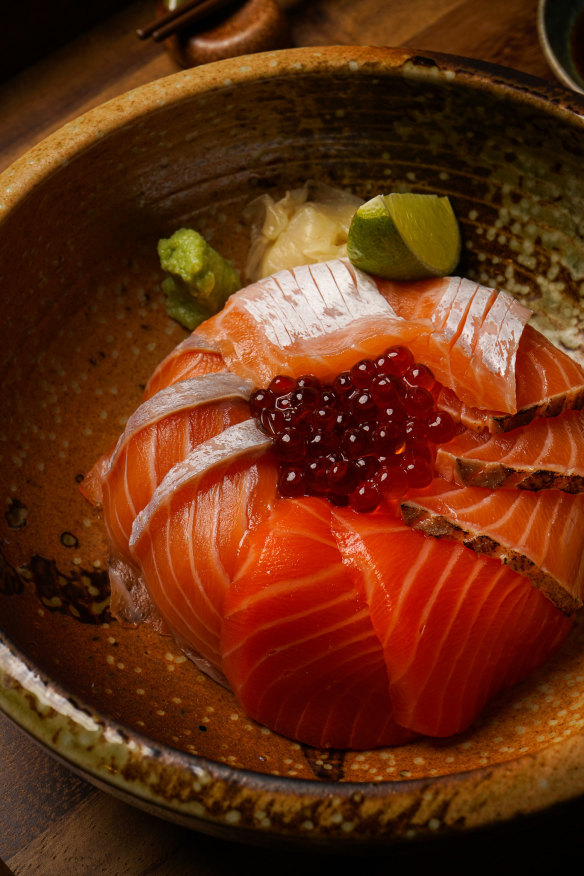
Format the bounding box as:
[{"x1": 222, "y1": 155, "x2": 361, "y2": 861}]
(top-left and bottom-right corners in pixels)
[{"x1": 136, "y1": 0, "x2": 241, "y2": 42}]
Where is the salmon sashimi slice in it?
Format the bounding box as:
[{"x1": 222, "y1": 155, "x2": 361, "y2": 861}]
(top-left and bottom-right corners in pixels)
[
  {"x1": 380, "y1": 276, "x2": 530, "y2": 413},
  {"x1": 401, "y1": 480, "x2": 584, "y2": 614},
  {"x1": 517, "y1": 325, "x2": 584, "y2": 418},
  {"x1": 144, "y1": 332, "x2": 227, "y2": 400},
  {"x1": 196, "y1": 258, "x2": 422, "y2": 383},
  {"x1": 436, "y1": 388, "x2": 513, "y2": 434},
  {"x1": 435, "y1": 409, "x2": 584, "y2": 492},
  {"x1": 426, "y1": 280, "x2": 490, "y2": 389},
  {"x1": 129, "y1": 420, "x2": 277, "y2": 676},
  {"x1": 367, "y1": 271, "x2": 532, "y2": 414},
  {"x1": 196, "y1": 259, "x2": 533, "y2": 413},
  {"x1": 446, "y1": 282, "x2": 498, "y2": 382},
  {"x1": 85, "y1": 374, "x2": 253, "y2": 567},
  {"x1": 221, "y1": 496, "x2": 414, "y2": 749},
  {"x1": 333, "y1": 508, "x2": 572, "y2": 737},
  {"x1": 432, "y1": 286, "x2": 528, "y2": 414},
  {"x1": 438, "y1": 325, "x2": 584, "y2": 433},
  {"x1": 376, "y1": 274, "x2": 468, "y2": 323}
]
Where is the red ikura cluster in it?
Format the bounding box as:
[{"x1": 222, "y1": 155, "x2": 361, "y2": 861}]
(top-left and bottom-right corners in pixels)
[{"x1": 250, "y1": 346, "x2": 457, "y2": 513}]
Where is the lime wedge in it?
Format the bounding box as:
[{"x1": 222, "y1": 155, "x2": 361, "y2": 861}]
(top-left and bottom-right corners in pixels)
[{"x1": 347, "y1": 193, "x2": 461, "y2": 280}]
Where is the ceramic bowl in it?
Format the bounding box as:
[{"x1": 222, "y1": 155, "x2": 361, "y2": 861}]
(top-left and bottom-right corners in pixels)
[{"x1": 3, "y1": 46, "x2": 584, "y2": 848}]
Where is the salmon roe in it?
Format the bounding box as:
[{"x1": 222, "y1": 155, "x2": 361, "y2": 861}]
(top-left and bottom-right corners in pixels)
[{"x1": 249, "y1": 345, "x2": 456, "y2": 513}]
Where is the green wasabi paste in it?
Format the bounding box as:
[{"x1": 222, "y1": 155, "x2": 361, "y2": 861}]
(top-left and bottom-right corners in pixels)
[{"x1": 157, "y1": 228, "x2": 241, "y2": 330}]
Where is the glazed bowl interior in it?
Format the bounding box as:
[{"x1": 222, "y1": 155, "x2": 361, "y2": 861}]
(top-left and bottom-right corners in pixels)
[{"x1": 3, "y1": 46, "x2": 584, "y2": 845}]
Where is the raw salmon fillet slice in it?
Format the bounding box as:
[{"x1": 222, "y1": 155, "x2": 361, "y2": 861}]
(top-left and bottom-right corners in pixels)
[
  {"x1": 401, "y1": 480, "x2": 584, "y2": 613},
  {"x1": 196, "y1": 260, "x2": 534, "y2": 413},
  {"x1": 130, "y1": 421, "x2": 277, "y2": 675},
  {"x1": 435, "y1": 409, "x2": 584, "y2": 491},
  {"x1": 84, "y1": 374, "x2": 252, "y2": 567},
  {"x1": 144, "y1": 332, "x2": 226, "y2": 400},
  {"x1": 196, "y1": 258, "x2": 423, "y2": 384},
  {"x1": 438, "y1": 326, "x2": 584, "y2": 433},
  {"x1": 333, "y1": 508, "x2": 572, "y2": 737},
  {"x1": 379, "y1": 275, "x2": 529, "y2": 413},
  {"x1": 222, "y1": 496, "x2": 414, "y2": 749}
]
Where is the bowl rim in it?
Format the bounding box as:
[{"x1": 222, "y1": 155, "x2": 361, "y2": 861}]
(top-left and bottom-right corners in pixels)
[
  {"x1": 3, "y1": 44, "x2": 584, "y2": 844},
  {"x1": 2, "y1": 43, "x2": 584, "y2": 202},
  {"x1": 3, "y1": 620, "x2": 584, "y2": 845}
]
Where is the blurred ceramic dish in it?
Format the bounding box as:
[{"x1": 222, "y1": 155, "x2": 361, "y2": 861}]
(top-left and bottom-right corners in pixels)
[
  {"x1": 538, "y1": 0, "x2": 584, "y2": 93},
  {"x1": 2, "y1": 46, "x2": 584, "y2": 847}
]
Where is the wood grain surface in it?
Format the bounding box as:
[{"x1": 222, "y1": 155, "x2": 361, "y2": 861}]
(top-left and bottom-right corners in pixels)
[
  {"x1": 0, "y1": 0, "x2": 553, "y2": 175},
  {"x1": 0, "y1": 0, "x2": 579, "y2": 873}
]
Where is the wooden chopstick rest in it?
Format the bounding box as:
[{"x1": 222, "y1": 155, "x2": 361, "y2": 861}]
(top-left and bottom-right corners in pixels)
[
  {"x1": 148, "y1": 0, "x2": 290, "y2": 68},
  {"x1": 138, "y1": 0, "x2": 238, "y2": 42}
]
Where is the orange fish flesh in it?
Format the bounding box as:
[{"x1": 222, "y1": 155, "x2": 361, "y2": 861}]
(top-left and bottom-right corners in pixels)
[{"x1": 83, "y1": 259, "x2": 582, "y2": 748}]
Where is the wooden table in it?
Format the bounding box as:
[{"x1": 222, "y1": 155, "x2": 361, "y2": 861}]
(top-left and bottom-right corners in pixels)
[{"x1": 0, "y1": 1, "x2": 578, "y2": 872}]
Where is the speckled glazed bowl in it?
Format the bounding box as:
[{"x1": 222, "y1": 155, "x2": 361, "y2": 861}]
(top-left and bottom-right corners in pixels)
[{"x1": 3, "y1": 46, "x2": 584, "y2": 848}]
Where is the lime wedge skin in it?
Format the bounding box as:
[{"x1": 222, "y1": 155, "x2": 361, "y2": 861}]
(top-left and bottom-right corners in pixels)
[{"x1": 347, "y1": 193, "x2": 461, "y2": 280}]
